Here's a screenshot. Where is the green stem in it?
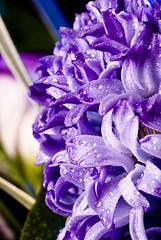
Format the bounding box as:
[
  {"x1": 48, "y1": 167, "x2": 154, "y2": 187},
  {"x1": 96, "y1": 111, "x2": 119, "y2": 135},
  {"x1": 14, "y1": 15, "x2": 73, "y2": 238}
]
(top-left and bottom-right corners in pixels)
[
  {"x1": 0, "y1": 15, "x2": 31, "y2": 89},
  {"x1": 0, "y1": 177, "x2": 35, "y2": 210}
]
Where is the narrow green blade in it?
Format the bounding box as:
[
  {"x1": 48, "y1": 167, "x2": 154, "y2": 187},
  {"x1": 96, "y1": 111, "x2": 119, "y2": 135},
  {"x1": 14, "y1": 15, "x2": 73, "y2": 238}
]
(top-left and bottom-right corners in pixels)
[{"x1": 0, "y1": 16, "x2": 31, "y2": 90}]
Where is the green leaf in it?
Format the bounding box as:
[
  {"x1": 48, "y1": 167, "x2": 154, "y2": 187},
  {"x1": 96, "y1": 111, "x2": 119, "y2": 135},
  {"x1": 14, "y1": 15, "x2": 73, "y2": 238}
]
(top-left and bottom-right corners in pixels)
[{"x1": 20, "y1": 187, "x2": 66, "y2": 240}]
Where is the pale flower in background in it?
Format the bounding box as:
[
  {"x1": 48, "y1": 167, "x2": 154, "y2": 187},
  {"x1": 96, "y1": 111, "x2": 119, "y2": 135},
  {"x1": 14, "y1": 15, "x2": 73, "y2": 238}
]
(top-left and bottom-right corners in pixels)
[{"x1": 0, "y1": 53, "x2": 43, "y2": 191}]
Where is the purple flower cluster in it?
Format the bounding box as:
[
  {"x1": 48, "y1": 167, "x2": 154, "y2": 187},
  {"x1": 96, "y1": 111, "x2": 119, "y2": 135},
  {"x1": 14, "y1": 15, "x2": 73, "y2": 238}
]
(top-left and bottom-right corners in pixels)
[{"x1": 29, "y1": 0, "x2": 161, "y2": 239}]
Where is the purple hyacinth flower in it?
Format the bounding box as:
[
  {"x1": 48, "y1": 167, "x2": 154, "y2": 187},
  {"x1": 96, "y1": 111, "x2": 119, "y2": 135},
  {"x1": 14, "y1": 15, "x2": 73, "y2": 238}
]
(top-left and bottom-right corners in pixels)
[{"x1": 29, "y1": 0, "x2": 161, "y2": 239}]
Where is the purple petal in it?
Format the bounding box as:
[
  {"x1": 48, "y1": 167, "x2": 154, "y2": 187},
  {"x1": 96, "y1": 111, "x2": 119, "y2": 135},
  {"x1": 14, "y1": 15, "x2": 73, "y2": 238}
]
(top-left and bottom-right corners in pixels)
[
  {"x1": 129, "y1": 207, "x2": 147, "y2": 240},
  {"x1": 119, "y1": 164, "x2": 150, "y2": 210},
  {"x1": 140, "y1": 134, "x2": 161, "y2": 159},
  {"x1": 146, "y1": 227, "x2": 161, "y2": 238},
  {"x1": 51, "y1": 92, "x2": 80, "y2": 106},
  {"x1": 60, "y1": 163, "x2": 87, "y2": 189},
  {"x1": 65, "y1": 215, "x2": 99, "y2": 240},
  {"x1": 73, "y1": 191, "x2": 93, "y2": 215},
  {"x1": 85, "y1": 171, "x2": 126, "y2": 228},
  {"x1": 79, "y1": 145, "x2": 135, "y2": 172},
  {"x1": 64, "y1": 104, "x2": 89, "y2": 127},
  {"x1": 99, "y1": 93, "x2": 130, "y2": 115},
  {"x1": 77, "y1": 113, "x2": 100, "y2": 136},
  {"x1": 43, "y1": 162, "x2": 59, "y2": 189},
  {"x1": 84, "y1": 221, "x2": 124, "y2": 240},
  {"x1": 37, "y1": 133, "x2": 65, "y2": 159},
  {"x1": 28, "y1": 85, "x2": 53, "y2": 106},
  {"x1": 114, "y1": 198, "x2": 131, "y2": 228},
  {"x1": 72, "y1": 60, "x2": 98, "y2": 82},
  {"x1": 45, "y1": 190, "x2": 72, "y2": 216},
  {"x1": 54, "y1": 177, "x2": 78, "y2": 204},
  {"x1": 57, "y1": 227, "x2": 74, "y2": 240},
  {"x1": 63, "y1": 65, "x2": 82, "y2": 91},
  {"x1": 35, "y1": 150, "x2": 50, "y2": 165},
  {"x1": 137, "y1": 161, "x2": 161, "y2": 198},
  {"x1": 86, "y1": 58, "x2": 104, "y2": 76},
  {"x1": 102, "y1": 9, "x2": 126, "y2": 44},
  {"x1": 112, "y1": 99, "x2": 139, "y2": 157},
  {"x1": 139, "y1": 94, "x2": 161, "y2": 132},
  {"x1": 98, "y1": 60, "x2": 121, "y2": 79},
  {"x1": 77, "y1": 78, "x2": 124, "y2": 104},
  {"x1": 117, "y1": 11, "x2": 139, "y2": 47},
  {"x1": 34, "y1": 107, "x2": 68, "y2": 133},
  {"x1": 99, "y1": 92, "x2": 142, "y2": 115},
  {"x1": 73, "y1": 11, "x2": 96, "y2": 32},
  {"x1": 101, "y1": 109, "x2": 132, "y2": 157},
  {"x1": 66, "y1": 135, "x2": 104, "y2": 162},
  {"x1": 80, "y1": 22, "x2": 105, "y2": 38},
  {"x1": 86, "y1": 1, "x2": 101, "y2": 21},
  {"x1": 122, "y1": 31, "x2": 161, "y2": 98},
  {"x1": 51, "y1": 150, "x2": 69, "y2": 166},
  {"x1": 92, "y1": 35, "x2": 128, "y2": 57},
  {"x1": 45, "y1": 176, "x2": 80, "y2": 216}
]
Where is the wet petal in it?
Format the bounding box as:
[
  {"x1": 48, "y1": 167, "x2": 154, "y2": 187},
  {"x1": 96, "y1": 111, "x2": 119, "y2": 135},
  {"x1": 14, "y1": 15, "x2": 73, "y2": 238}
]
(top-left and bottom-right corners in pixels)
[
  {"x1": 72, "y1": 60, "x2": 98, "y2": 82},
  {"x1": 51, "y1": 150, "x2": 69, "y2": 166},
  {"x1": 101, "y1": 109, "x2": 132, "y2": 157},
  {"x1": 139, "y1": 94, "x2": 161, "y2": 132},
  {"x1": 77, "y1": 78, "x2": 124, "y2": 104},
  {"x1": 45, "y1": 190, "x2": 72, "y2": 216},
  {"x1": 45, "y1": 176, "x2": 80, "y2": 216},
  {"x1": 102, "y1": 9, "x2": 126, "y2": 44},
  {"x1": 80, "y1": 22, "x2": 105, "y2": 38},
  {"x1": 117, "y1": 11, "x2": 139, "y2": 47},
  {"x1": 60, "y1": 163, "x2": 87, "y2": 189},
  {"x1": 129, "y1": 206, "x2": 147, "y2": 240},
  {"x1": 86, "y1": 171, "x2": 126, "y2": 228},
  {"x1": 119, "y1": 164, "x2": 150, "y2": 210},
  {"x1": 84, "y1": 221, "x2": 124, "y2": 240},
  {"x1": 137, "y1": 161, "x2": 161, "y2": 198},
  {"x1": 112, "y1": 99, "x2": 139, "y2": 157},
  {"x1": 140, "y1": 134, "x2": 161, "y2": 159},
  {"x1": 92, "y1": 35, "x2": 128, "y2": 58},
  {"x1": 64, "y1": 104, "x2": 89, "y2": 127},
  {"x1": 79, "y1": 145, "x2": 135, "y2": 172},
  {"x1": 66, "y1": 134, "x2": 104, "y2": 162},
  {"x1": 122, "y1": 31, "x2": 161, "y2": 98}
]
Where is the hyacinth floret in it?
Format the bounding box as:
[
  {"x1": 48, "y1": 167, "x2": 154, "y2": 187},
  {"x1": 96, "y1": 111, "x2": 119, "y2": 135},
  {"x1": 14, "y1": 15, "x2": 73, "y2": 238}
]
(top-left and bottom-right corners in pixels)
[{"x1": 29, "y1": 0, "x2": 161, "y2": 239}]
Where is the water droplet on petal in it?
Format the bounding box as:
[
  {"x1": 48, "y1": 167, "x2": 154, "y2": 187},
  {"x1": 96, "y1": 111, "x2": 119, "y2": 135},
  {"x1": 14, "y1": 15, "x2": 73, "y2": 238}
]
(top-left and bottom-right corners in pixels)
[
  {"x1": 96, "y1": 201, "x2": 102, "y2": 207},
  {"x1": 78, "y1": 140, "x2": 87, "y2": 146}
]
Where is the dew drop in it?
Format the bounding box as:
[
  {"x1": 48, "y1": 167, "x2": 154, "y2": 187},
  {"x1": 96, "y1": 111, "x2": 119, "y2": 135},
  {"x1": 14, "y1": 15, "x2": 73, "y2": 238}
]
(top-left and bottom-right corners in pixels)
[
  {"x1": 96, "y1": 201, "x2": 102, "y2": 207},
  {"x1": 155, "y1": 175, "x2": 159, "y2": 180},
  {"x1": 80, "y1": 160, "x2": 86, "y2": 166},
  {"x1": 102, "y1": 217, "x2": 107, "y2": 224},
  {"x1": 78, "y1": 140, "x2": 87, "y2": 146},
  {"x1": 106, "y1": 209, "x2": 110, "y2": 214},
  {"x1": 136, "y1": 191, "x2": 139, "y2": 196}
]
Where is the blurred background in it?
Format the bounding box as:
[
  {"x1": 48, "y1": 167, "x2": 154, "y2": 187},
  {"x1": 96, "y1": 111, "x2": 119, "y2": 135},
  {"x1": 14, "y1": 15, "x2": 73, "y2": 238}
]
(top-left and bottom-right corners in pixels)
[{"x1": 0, "y1": 0, "x2": 89, "y2": 239}]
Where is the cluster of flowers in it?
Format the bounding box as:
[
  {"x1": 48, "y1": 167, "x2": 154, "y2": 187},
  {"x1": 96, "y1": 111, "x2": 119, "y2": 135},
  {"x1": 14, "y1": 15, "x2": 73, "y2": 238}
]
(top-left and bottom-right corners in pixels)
[{"x1": 29, "y1": 0, "x2": 161, "y2": 239}]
